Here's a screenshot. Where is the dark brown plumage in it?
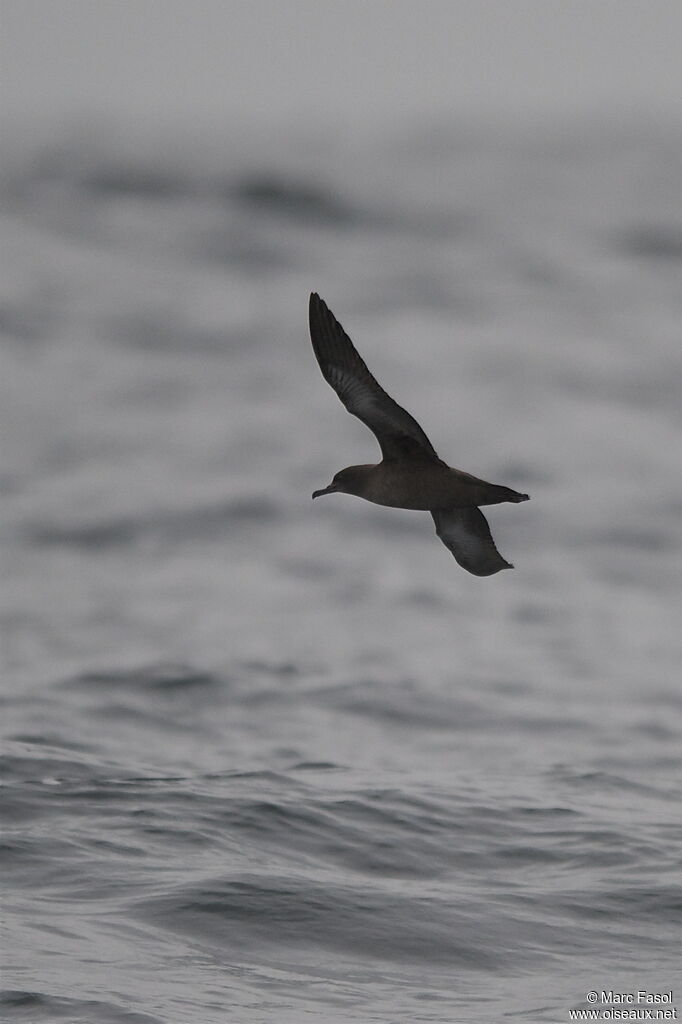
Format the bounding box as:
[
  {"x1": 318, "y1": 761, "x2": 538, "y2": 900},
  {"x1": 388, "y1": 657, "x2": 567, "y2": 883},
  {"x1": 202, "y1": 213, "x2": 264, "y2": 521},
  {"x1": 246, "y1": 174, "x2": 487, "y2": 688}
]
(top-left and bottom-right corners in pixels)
[{"x1": 309, "y1": 293, "x2": 529, "y2": 576}]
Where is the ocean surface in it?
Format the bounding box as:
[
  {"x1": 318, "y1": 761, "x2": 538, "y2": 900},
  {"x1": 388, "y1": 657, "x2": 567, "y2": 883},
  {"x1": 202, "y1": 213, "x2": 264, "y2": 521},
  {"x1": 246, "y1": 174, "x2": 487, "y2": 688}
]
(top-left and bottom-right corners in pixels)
[{"x1": 1, "y1": 117, "x2": 681, "y2": 1023}]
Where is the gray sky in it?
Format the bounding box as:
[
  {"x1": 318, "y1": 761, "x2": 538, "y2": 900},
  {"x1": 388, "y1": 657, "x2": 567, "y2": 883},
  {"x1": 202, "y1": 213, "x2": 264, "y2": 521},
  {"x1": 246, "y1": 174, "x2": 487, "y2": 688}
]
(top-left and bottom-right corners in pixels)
[{"x1": 2, "y1": 0, "x2": 682, "y2": 129}]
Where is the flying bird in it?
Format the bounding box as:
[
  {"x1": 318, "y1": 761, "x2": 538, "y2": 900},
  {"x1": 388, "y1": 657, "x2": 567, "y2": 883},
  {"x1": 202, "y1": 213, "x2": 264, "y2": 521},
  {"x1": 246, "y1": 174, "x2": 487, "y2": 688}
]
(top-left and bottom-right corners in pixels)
[{"x1": 309, "y1": 293, "x2": 529, "y2": 576}]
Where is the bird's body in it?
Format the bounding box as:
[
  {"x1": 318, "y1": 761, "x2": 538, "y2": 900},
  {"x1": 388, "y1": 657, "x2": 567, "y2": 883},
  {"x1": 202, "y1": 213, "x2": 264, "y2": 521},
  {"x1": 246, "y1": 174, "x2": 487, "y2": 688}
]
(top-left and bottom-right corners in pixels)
[
  {"x1": 309, "y1": 293, "x2": 529, "y2": 576},
  {"x1": 323, "y1": 461, "x2": 526, "y2": 512}
]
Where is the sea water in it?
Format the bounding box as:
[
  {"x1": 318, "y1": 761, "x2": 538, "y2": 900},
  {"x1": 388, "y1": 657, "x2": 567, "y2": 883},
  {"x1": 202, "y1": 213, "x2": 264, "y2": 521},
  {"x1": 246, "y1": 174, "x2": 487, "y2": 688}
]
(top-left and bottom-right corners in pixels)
[{"x1": 2, "y1": 117, "x2": 681, "y2": 1023}]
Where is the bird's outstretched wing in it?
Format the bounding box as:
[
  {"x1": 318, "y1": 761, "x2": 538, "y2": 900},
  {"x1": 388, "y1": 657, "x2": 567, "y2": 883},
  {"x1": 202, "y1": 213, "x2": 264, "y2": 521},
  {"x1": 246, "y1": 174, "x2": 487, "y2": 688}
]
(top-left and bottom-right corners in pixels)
[
  {"x1": 432, "y1": 508, "x2": 513, "y2": 576},
  {"x1": 309, "y1": 292, "x2": 440, "y2": 462}
]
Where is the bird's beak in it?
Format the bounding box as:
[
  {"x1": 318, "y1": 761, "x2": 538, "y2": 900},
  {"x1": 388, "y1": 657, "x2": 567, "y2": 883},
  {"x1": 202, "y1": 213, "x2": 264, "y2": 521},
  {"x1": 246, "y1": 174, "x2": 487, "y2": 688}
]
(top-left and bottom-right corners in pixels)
[{"x1": 312, "y1": 482, "x2": 337, "y2": 499}]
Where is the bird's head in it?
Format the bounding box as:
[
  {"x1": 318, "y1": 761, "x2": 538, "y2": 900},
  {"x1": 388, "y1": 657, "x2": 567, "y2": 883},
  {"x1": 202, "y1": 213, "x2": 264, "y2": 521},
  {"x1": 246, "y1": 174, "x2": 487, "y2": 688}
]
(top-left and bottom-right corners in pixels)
[{"x1": 312, "y1": 465, "x2": 372, "y2": 499}]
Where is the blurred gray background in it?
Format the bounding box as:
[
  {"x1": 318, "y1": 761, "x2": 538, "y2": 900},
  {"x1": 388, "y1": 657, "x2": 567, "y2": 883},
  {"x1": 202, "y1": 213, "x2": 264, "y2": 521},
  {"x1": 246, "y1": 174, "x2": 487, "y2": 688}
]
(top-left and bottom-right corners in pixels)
[
  {"x1": 2, "y1": 4, "x2": 681, "y2": 1024},
  {"x1": 4, "y1": 0, "x2": 682, "y2": 128}
]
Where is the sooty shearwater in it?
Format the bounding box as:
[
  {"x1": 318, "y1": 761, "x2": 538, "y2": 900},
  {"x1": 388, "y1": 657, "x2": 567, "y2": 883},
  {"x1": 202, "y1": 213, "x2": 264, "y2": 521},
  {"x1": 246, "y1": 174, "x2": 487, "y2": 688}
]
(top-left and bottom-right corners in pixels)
[{"x1": 309, "y1": 293, "x2": 529, "y2": 576}]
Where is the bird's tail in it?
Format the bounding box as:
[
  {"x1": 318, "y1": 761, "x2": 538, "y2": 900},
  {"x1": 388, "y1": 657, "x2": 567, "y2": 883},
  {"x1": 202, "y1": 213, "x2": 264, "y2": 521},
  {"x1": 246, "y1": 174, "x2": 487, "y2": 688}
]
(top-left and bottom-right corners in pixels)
[
  {"x1": 483, "y1": 484, "x2": 530, "y2": 505},
  {"x1": 507, "y1": 488, "x2": 530, "y2": 503}
]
